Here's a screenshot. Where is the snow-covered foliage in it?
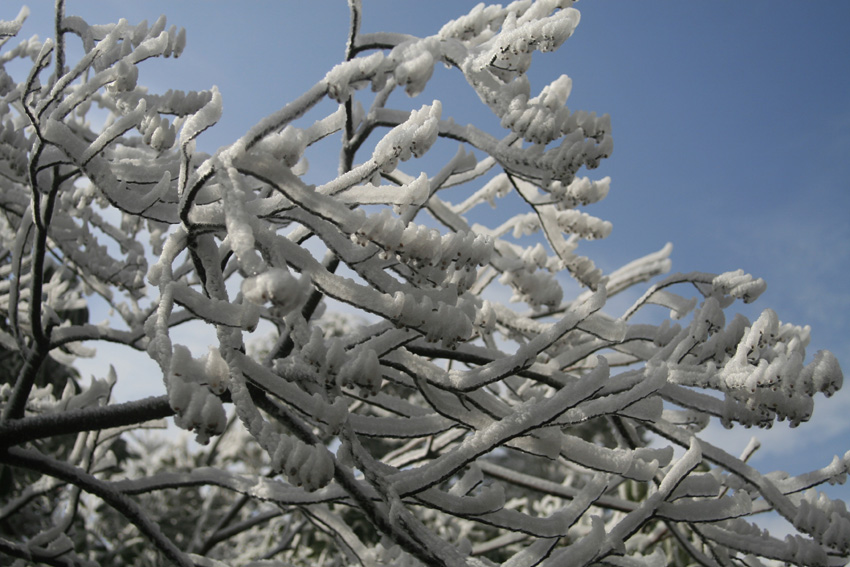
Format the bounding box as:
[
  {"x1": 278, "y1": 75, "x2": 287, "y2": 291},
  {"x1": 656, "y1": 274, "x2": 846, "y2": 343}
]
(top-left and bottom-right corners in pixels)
[{"x1": 0, "y1": 1, "x2": 847, "y2": 566}]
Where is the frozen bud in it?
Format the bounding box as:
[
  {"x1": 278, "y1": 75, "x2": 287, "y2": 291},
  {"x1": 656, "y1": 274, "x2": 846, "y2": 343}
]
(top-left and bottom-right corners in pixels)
[
  {"x1": 372, "y1": 101, "x2": 441, "y2": 168},
  {"x1": 285, "y1": 440, "x2": 312, "y2": 479},
  {"x1": 437, "y1": 304, "x2": 473, "y2": 348},
  {"x1": 298, "y1": 448, "x2": 334, "y2": 492},
  {"x1": 802, "y1": 350, "x2": 843, "y2": 397},
  {"x1": 149, "y1": 119, "x2": 176, "y2": 151},
  {"x1": 204, "y1": 347, "x2": 230, "y2": 395},
  {"x1": 394, "y1": 50, "x2": 435, "y2": 97},
  {"x1": 168, "y1": 376, "x2": 194, "y2": 413},
  {"x1": 269, "y1": 432, "x2": 293, "y2": 472},
  {"x1": 558, "y1": 176, "x2": 610, "y2": 208},
  {"x1": 750, "y1": 309, "x2": 780, "y2": 350},
  {"x1": 300, "y1": 327, "x2": 327, "y2": 368},
  {"x1": 475, "y1": 300, "x2": 496, "y2": 333},
  {"x1": 171, "y1": 26, "x2": 187, "y2": 57},
  {"x1": 325, "y1": 338, "x2": 346, "y2": 376},
  {"x1": 194, "y1": 395, "x2": 226, "y2": 445},
  {"x1": 322, "y1": 397, "x2": 349, "y2": 435},
  {"x1": 540, "y1": 75, "x2": 572, "y2": 111},
  {"x1": 325, "y1": 52, "x2": 384, "y2": 102},
  {"x1": 170, "y1": 344, "x2": 198, "y2": 379},
  {"x1": 140, "y1": 113, "x2": 176, "y2": 151},
  {"x1": 241, "y1": 268, "x2": 306, "y2": 313},
  {"x1": 555, "y1": 209, "x2": 612, "y2": 240},
  {"x1": 338, "y1": 347, "x2": 381, "y2": 395},
  {"x1": 109, "y1": 59, "x2": 138, "y2": 92},
  {"x1": 256, "y1": 125, "x2": 305, "y2": 166},
  {"x1": 406, "y1": 172, "x2": 431, "y2": 208},
  {"x1": 699, "y1": 297, "x2": 726, "y2": 335},
  {"x1": 713, "y1": 270, "x2": 767, "y2": 304},
  {"x1": 410, "y1": 101, "x2": 441, "y2": 157},
  {"x1": 501, "y1": 269, "x2": 563, "y2": 309},
  {"x1": 169, "y1": 377, "x2": 226, "y2": 444},
  {"x1": 522, "y1": 243, "x2": 548, "y2": 269}
]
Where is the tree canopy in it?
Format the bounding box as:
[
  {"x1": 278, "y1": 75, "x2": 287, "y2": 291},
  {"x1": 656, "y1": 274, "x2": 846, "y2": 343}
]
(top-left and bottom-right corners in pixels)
[{"x1": 0, "y1": 1, "x2": 847, "y2": 566}]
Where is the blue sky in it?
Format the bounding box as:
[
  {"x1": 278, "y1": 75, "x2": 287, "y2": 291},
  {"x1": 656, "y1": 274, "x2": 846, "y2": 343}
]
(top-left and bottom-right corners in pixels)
[{"x1": 11, "y1": 1, "x2": 850, "y2": 508}]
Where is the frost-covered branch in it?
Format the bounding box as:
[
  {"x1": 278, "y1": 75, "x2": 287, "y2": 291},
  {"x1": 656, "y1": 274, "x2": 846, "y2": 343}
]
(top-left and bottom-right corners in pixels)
[
  {"x1": 0, "y1": 394, "x2": 172, "y2": 447},
  {"x1": 0, "y1": 1, "x2": 847, "y2": 566}
]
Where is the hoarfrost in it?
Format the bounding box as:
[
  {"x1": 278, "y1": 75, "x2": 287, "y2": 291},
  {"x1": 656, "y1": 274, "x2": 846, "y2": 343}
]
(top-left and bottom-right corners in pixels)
[{"x1": 1, "y1": 1, "x2": 845, "y2": 566}]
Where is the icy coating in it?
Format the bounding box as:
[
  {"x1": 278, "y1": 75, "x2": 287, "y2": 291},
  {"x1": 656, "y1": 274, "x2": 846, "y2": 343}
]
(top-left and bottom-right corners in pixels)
[{"x1": 0, "y1": 1, "x2": 848, "y2": 566}]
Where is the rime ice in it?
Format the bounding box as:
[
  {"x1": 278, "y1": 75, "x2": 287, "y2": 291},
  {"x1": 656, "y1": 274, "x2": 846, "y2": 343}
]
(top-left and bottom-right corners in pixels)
[{"x1": 0, "y1": 1, "x2": 846, "y2": 566}]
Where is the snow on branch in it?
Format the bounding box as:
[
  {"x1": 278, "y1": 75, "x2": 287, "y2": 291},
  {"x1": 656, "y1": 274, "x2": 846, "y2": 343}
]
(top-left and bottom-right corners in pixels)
[{"x1": 0, "y1": 1, "x2": 846, "y2": 566}]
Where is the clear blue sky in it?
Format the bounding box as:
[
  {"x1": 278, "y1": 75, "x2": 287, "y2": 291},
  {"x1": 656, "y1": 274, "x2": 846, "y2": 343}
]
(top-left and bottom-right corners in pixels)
[{"x1": 11, "y1": 1, "x2": 850, "y2": 507}]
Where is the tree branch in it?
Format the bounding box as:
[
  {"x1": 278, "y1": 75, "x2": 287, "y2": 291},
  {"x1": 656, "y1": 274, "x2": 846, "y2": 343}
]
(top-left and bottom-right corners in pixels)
[
  {"x1": 1, "y1": 446, "x2": 193, "y2": 567},
  {"x1": 0, "y1": 395, "x2": 173, "y2": 447}
]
